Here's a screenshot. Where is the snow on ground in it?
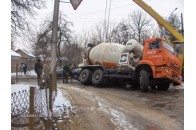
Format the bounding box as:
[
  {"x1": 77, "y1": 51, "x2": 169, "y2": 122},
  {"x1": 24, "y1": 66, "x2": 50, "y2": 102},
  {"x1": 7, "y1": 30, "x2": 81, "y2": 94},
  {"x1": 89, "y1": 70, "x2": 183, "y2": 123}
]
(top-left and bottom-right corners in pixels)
[
  {"x1": 175, "y1": 82, "x2": 184, "y2": 89},
  {"x1": 97, "y1": 97, "x2": 138, "y2": 130},
  {"x1": 66, "y1": 87, "x2": 137, "y2": 130},
  {"x1": 11, "y1": 84, "x2": 38, "y2": 93},
  {"x1": 11, "y1": 70, "x2": 37, "y2": 76},
  {"x1": 11, "y1": 84, "x2": 72, "y2": 118},
  {"x1": 52, "y1": 90, "x2": 73, "y2": 118}
]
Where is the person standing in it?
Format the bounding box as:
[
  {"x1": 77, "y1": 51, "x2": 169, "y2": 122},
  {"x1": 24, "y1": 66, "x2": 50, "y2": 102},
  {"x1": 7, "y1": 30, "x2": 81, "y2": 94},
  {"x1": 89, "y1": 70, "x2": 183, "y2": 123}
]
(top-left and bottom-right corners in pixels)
[
  {"x1": 63, "y1": 63, "x2": 71, "y2": 83},
  {"x1": 34, "y1": 59, "x2": 43, "y2": 86},
  {"x1": 22, "y1": 63, "x2": 27, "y2": 74}
]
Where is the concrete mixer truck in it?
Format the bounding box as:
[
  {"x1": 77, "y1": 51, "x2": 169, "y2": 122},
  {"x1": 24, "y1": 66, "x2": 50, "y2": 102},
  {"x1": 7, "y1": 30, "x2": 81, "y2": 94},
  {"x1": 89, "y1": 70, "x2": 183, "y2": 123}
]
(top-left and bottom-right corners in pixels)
[{"x1": 78, "y1": 38, "x2": 182, "y2": 92}]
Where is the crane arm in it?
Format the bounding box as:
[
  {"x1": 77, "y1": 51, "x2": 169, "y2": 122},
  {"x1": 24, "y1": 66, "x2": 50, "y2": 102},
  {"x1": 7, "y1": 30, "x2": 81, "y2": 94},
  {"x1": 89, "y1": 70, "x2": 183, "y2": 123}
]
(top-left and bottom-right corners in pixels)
[{"x1": 133, "y1": 0, "x2": 184, "y2": 42}]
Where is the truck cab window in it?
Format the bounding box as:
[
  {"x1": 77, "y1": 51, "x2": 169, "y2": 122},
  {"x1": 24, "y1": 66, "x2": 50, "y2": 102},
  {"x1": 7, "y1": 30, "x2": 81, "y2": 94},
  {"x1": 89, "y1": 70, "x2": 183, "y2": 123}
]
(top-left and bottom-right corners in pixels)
[
  {"x1": 149, "y1": 41, "x2": 161, "y2": 50},
  {"x1": 163, "y1": 41, "x2": 175, "y2": 54}
]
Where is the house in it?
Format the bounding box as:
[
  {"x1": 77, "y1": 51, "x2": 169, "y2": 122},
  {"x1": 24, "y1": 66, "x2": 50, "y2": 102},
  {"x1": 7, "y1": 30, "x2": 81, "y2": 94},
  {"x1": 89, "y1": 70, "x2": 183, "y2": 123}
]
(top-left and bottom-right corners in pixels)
[
  {"x1": 15, "y1": 49, "x2": 36, "y2": 70},
  {"x1": 11, "y1": 50, "x2": 21, "y2": 72}
]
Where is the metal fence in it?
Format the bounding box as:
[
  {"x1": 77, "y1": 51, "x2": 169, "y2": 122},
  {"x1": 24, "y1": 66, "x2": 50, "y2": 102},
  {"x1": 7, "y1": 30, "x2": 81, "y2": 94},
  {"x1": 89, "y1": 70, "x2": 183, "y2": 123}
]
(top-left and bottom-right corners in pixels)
[
  {"x1": 11, "y1": 90, "x2": 29, "y2": 117},
  {"x1": 11, "y1": 87, "x2": 50, "y2": 129}
]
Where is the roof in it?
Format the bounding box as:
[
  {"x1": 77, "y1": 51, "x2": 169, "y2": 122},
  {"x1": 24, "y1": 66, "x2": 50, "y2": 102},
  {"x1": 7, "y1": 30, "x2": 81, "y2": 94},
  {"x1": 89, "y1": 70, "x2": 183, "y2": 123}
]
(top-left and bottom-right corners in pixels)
[
  {"x1": 11, "y1": 50, "x2": 21, "y2": 57},
  {"x1": 21, "y1": 49, "x2": 35, "y2": 58}
]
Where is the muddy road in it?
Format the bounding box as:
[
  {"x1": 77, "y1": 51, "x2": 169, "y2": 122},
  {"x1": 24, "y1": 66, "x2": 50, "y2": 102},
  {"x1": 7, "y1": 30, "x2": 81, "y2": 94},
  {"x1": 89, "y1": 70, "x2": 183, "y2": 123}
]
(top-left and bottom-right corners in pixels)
[{"x1": 58, "y1": 81, "x2": 183, "y2": 130}]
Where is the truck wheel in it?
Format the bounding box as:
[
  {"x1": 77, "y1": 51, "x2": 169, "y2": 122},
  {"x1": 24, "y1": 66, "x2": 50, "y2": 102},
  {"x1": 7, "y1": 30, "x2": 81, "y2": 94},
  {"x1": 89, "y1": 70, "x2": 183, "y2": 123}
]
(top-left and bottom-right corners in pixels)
[
  {"x1": 79, "y1": 69, "x2": 92, "y2": 85},
  {"x1": 139, "y1": 70, "x2": 149, "y2": 92},
  {"x1": 157, "y1": 83, "x2": 170, "y2": 91},
  {"x1": 92, "y1": 69, "x2": 105, "y2": 86},
  {"x1": 151, "y1": 85, "x2": 156, "y2": 90}
]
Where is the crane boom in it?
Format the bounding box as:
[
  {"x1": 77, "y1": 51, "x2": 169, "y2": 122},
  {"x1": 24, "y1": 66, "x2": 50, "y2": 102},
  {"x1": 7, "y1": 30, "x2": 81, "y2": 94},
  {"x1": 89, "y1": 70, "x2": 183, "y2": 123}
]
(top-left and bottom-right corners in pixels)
[{"x1": 133, "y1": 0, "x2": 184, "y2": 42}]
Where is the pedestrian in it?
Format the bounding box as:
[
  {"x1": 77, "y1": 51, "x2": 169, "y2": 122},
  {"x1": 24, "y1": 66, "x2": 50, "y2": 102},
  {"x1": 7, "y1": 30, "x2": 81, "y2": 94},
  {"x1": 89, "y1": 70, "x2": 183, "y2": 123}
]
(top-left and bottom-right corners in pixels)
[
  {"x1": 34, "y1": 59, "x2": 43, "y2": 86},
  {"x1": 63, "y1": 63, "x2": 71, "y2": 83},
  {"x1": 42, "y1": 60, "x2": 50, "y2": 88},
  {"x1": 22, "y1": 63, "x2": 27, "y2": 74}
]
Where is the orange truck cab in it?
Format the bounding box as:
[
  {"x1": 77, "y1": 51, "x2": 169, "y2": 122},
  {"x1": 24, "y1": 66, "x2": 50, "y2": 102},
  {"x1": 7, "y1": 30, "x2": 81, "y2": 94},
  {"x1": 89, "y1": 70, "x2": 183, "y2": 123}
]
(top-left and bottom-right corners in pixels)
[{"x1": 136, "y1": 38, "x2": 182, "y2": 89}]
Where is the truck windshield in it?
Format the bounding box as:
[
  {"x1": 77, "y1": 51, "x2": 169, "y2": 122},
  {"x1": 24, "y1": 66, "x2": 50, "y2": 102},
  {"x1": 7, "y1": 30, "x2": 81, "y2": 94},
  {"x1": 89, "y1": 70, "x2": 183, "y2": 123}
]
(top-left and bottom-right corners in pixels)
[{"x1": 163, "y1": 41, "x2": 175, "y2": 54}]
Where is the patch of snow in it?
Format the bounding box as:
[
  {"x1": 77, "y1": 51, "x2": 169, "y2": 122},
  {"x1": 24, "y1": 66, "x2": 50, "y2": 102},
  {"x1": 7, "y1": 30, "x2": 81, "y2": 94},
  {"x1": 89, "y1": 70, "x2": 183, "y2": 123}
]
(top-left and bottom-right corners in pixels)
[
  {"x1": 12, "y1": 84, "x2": 73, "y2": 119},
  {"x1": 97, "y1": 97, "x2": 138, "y2": 130},
  {"x1": 11, "y1": 84, "x2": 38, "y2": 93},
  {"x1": 11, "y1": 50, "x2": 21, "y2": 57},
  {"x1": 66, "y1": 87, "x2": 137, "y2": 130},
  {"x1": 53, "y1": 90, "x2": 72, "y2": 112},
  {"x1": 21, "y1": 49, "x2": 35, "y2": 58},
  {"x1": 175, "y1": 82, "x2": 184, "y2": 89},
  {"x1": 52, "y1": 89, "x2": 73, "y2": 120},
  {"x1": 11, "y1": 70, "x2": 37, "y2": 76}
]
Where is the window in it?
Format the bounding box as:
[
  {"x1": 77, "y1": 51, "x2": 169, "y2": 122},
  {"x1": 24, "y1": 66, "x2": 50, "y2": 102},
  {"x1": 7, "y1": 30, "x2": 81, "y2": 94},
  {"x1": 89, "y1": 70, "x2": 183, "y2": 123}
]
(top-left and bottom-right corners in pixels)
[
  {"x1": 163, "y1": 41, "x2": 175, "y2": 54},
  {"x1": 149, "y1": 40, "x2": 161, "y2": 50}
]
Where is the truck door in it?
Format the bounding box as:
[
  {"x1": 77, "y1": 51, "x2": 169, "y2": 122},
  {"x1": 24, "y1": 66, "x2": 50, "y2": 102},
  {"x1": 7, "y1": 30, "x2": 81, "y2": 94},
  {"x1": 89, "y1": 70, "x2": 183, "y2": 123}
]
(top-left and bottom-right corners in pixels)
[{"x1": 145, "y1": 39, "x2": 165, "y2": 66}]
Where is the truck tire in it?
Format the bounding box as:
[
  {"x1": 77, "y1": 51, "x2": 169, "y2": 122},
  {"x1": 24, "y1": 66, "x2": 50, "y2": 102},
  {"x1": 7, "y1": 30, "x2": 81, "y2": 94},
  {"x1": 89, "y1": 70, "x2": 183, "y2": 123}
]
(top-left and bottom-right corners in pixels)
[
  {"x1": 139, "y1": 70, "x2": 149, "y2": 92},
  {"x1": 79, "y1": 69, "x2": 92, "y2": 85},
  {"x1": 92, "y1": 69, "x2": 105, "y2": 86},
  {"x1": 151, "y1": 85, "x2": 156, "y2": 90},
  {"x1": 157, "y1": 83, "x2": 170, "y2": 91}
]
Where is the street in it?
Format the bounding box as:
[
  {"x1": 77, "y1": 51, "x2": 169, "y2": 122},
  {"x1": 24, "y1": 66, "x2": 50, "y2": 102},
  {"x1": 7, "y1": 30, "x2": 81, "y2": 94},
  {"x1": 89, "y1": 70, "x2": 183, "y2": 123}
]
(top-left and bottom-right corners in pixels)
[{"x1": 58, "y1": 81, "x2": 184, "y2": 130}]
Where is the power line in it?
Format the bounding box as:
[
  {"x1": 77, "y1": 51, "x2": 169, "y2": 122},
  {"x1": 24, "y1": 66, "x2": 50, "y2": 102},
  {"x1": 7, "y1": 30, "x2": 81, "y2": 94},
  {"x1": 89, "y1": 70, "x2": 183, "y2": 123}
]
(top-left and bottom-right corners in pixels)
[
  {"x1": 67, "y1": 0, "x2": 152, "y2": 19},
  {"x1": 68, "y1": 3, "x2": 133, "y2": 19}
]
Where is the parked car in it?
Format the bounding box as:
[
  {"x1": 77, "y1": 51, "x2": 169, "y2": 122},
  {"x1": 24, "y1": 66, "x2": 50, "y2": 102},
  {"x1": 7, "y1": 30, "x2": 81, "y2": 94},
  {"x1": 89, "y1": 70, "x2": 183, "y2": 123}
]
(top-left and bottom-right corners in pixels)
[
  {"x1": 56, "y1": 67, "x2": 81, "y2": 80},
  {"x1": 71, "y1": 67, "x2": 81, "y2": 80},
  {"x1": 56, "y1": 67, "x2": 63, "y2": 78}
]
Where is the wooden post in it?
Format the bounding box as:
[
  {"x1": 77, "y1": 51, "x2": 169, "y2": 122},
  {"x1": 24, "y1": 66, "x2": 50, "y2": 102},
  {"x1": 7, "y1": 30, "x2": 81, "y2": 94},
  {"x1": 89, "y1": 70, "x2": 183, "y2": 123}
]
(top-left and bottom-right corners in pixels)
[
  {"x1": 15, "y1": 64, "x2": 18, "y2": 83},
  {"x1": 49, "y1": 74, "x2": 53, "y2": 110},
  {"x1": 29, "y1": 87, "x2": 35, "y2": 130}
]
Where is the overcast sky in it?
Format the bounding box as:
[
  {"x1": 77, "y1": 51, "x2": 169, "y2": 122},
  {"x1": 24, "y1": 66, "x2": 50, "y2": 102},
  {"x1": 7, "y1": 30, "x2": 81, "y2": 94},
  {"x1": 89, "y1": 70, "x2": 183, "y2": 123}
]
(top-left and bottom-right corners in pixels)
[{"x1": 34, "y1": 0, "x2": 184, "y2": 33}]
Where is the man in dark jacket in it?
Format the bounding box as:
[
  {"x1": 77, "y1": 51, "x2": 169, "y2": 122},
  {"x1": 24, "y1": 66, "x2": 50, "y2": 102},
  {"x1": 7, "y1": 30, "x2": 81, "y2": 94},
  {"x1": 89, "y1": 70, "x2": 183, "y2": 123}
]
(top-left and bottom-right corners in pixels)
[
  {"x1": 63, "y1": 63, "x2": 71, "y2": 83},
  {"x1": 34, "y1": 59, "x2": 43, "y2": 86}
]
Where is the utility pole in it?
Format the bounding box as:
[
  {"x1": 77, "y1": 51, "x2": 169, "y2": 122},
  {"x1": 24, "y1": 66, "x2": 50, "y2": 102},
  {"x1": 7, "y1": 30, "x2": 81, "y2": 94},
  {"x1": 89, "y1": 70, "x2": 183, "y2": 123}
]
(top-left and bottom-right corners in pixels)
[
  {"x1": 49, "y1": 0, "x2": 60, "y2": 109},
  {"x1": 181, "y1": 13, "x2": 184, "y2": 36}
]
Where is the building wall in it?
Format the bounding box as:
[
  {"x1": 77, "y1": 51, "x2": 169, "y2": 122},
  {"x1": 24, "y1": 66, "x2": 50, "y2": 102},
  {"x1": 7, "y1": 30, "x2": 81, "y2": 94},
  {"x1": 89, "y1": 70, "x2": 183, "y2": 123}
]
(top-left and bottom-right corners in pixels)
[
  {"x1": 11, "y1": 58, "x2": 21, "y2": 73},
  {"x1": 15, "y1": 49, "x2": 36, "y2": 70}
]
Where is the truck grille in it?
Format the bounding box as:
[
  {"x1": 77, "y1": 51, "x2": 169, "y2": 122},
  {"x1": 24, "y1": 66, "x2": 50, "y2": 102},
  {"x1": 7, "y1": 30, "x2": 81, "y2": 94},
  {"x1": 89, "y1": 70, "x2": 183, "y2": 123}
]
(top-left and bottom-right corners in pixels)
[
  {"x1": 170, "y1": 63, "x2": 180, "y2": 72},
  {"x1": 172, "y1": 73, "x2": 177, "y2": 79}
]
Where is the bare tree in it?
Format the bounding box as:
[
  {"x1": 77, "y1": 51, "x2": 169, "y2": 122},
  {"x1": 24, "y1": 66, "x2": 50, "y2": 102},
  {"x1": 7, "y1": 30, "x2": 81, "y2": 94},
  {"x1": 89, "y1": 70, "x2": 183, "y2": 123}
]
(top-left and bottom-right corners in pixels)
[
  {"x1": 61, "y1": 35, "x2": 83, "y2": 65},
  {"x1": 128, "y1": 10, "x2": 152, "y2": 43},
  {"x1": 88, "y1": 22, "x2": 105, "y2": 45},
  {"x1": 80, "y1": 30, "x2": 90, "y2": 49},
  {"x1": 33, "y1": 14, "x2": 73, "y2": 65},
  {"x1": 11, "y1": 32, "x2": 16, "y2": 50},
  {"x1": 110, "y1": 20, "x2": 132, "y2": 44},
  {"x1": 11, "y1": 0, "x2": 46, "y2": 35},
  {"x1": 159, "y1": 13, "x2": 181, "y2": 42}
]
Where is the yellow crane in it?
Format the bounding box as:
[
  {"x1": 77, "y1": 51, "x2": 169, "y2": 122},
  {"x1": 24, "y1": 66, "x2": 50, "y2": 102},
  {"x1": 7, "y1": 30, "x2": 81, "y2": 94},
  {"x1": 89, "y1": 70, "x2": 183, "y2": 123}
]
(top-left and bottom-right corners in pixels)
[{"x1": 132, "y1": 0, "x2": 184, "y2": 79}]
